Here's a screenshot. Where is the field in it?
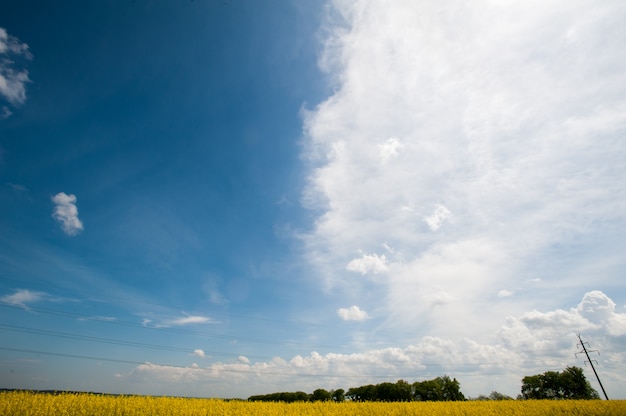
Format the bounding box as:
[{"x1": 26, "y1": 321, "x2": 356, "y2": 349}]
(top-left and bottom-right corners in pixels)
[{"x1": 1, "y1": 391, "x2": 625, "y2": 416}]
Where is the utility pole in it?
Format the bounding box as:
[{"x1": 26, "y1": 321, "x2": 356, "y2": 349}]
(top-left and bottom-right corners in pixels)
[{"x1": 576, "y1": 334, "x2": 609, "y2": 400}]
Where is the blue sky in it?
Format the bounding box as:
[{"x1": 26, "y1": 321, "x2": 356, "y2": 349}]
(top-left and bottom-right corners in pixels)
[{"x1": 2, "y1": 0, "x2": 626, "y2": 399}]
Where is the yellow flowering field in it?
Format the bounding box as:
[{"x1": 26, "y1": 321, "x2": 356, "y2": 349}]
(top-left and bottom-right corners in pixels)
[{"x1": 1, "y1": 391, "x2": 625, "y2": 416}]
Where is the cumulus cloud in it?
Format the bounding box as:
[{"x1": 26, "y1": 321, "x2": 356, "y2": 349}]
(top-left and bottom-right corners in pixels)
[
  {"x1": 301, "y1": 0, "x2": 626, "y2": 343},
  {"x1": 337, "y1": 305, "x2": 370, "y2": 321},
  {"x1": 193, "y1": 349, "x2": 205, "y2": 359},
  {"x1": 118, "y1": 291, "x2": 626, "y2": 398},
  {"x1": 0, "y1": 289, "x2": 46, "y2": 309},
  {"x1": 498, "y1": 290, "x2": 514, "y2": 298},
  {"x1": 346, "y1": 253, "x2": 388, "y2": 275},
  {"x1": 0, "y1": 27, "x2": 32, "y2": 110},
  {"x1": 51, "y1": 192, "x2": 84, "y2": 236},
  {"x1": 576, "y1": 290, "x2": 616, "y2": 324}
]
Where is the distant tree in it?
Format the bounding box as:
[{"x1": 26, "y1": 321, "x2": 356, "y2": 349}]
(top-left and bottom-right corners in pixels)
[
  {"x1": 346, "y1": 384, "x2": 377, "y2": 402},
  {"x1": 294, "y1": 391, "x2": 310, "y2": 402},
  {"x1": 488, "y1": 391, "x2": 513, "y2": 401},
  {"x1": 311, "y1": 388, "x2": 332, "y2": 402},
  {"x1": 520, "y1": 367, "x2": 599, "y2": 400},
  {"x1": 248, "y1": 391, "x2": 310, "y2": 402},
  {"x1": 376, "y1": 382, "x2": 398, "y2": 401},
  {"x1": 474, "y1": 391, "x2": 513, "y2": 400},
  {"x1": 250, "y1": 375, "x2": 466, "y2": 404},
  {"x1": 412, "y1": 375, "x2": 465, "y2": 401},
  {"x1": 331, "y1": 388, "x2": 345, "y2": 402},
  {"x1": 395, "y1": 380, "x2": 413, "y2": 401}
]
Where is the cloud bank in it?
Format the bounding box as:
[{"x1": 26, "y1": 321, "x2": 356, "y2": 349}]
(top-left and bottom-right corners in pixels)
[
  {"x1": 301, "y1": 0, "x2": 626, "y2": 340},
  {"x1": 119, "y1": 291, "x2": 626, "y2": 398}
]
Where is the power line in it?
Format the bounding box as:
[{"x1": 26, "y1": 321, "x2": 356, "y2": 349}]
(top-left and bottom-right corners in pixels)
[
  {"x1": 0, "y1": 303, "x2": 336, "y2": 350},
  {"x1": 0, "y1": 284, "x2": 334, "y2": 330},
  {"x1": 0, "y1": 346, "x2": 535, "y2": 379},
  {"x1": 0, "y1": 324, "x2": 273, "y2": 360},
  {"x1": 2, "y1": 304, "x2": 597, "y2": 383},
  {"x1": 0, "y1": 321, "x2": 573, "y2": 370},
  {"x1": 0, "y1": 312, "x2": 579, "y2": 372}
]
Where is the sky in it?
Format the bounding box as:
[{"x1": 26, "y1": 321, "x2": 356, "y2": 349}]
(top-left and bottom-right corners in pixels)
[{"x1": 1, "y1": 0, "x2": 625, "y2": 400}]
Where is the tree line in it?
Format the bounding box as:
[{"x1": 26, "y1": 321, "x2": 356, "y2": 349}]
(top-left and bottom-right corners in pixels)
[
  {"x1": 247, "y1": 367, "x2": 599, "y2": 402},
  {"x1": 249, "y1": 375, "x2": 464, "y2": 403}
]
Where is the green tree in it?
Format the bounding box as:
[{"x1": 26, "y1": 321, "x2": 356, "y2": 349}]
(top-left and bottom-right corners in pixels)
[
  {"x1": 331, "y1": 388, "x2": 345, "y2": 402},
  {"x1": 488, "y1": 391, "x2": 513, "y2": 400},
  {"x1": 559, "y1": 366, "x2": 601, "y2": 399},
  {"x1": 395, "y1": 379, "x2": 413, "y2": 401},
  {"x1": 311, "y1": 388, "x2": 332, "y2": 402},
  {"x1": 413, "y1": 376, "x2": 465, "y2": 401},
  {"x1": 346, "y1": 384, "x2": 377, "y2": 401},
  {"x1": 520, "y1": 367, "x2": 599, "y2": 400}
]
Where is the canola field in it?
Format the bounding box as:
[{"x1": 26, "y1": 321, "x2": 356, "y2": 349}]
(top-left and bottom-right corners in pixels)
[{"x1": 1, "y1": 391, "x2": 625, "y2": 416}]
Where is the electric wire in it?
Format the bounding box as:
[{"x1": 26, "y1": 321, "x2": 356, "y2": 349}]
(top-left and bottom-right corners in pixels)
[
  {"x1": 0, "y1": 303, "x2": 337, "y2": 350},
  {"x1": 0, "y1": 324, "x2": 274, "y2": 360},
  {"x1": 0, "y1": 346, "x2": 537, "y2": 379},
  {"x1": 0, "y1": 321, "x2": 576, "y2": 371},
  {"x1": 1, "y1": 303, "x2": 605, "y2": 380}
]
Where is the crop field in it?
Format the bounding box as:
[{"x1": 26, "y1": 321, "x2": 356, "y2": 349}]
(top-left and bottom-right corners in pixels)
[{"x1": 1, "y1": 391, "x2": 625, "y2": 416}]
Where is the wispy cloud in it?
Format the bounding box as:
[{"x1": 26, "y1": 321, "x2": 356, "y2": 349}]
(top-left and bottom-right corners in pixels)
[
  {"x1": 497, "y1": 289, "x2": 514, "y2": 298},
  {"x1": 337, "y1": 305, "x2": 370, "y2": 321},
  {"x1": 51, "y1": 192, "x2": 84, "y2": 236},
  {"x1": 139, "y1": 312, "x2": 217, "y2": 329},
  {"x1": 1, "y1": 106, "x2": 12, "y2": 119},
  {"x1": 0, "y1": 289, "x2": 46, "y2": 310},
  {"x1": 7, "y1": 182, "x2": 27, "y2": 192},
  {"x1": 169, "y1": 313, "x2": 214, "y2": 326},
  {"x1": 0, "y1": 27, "x2": 32, "y2": 110}
]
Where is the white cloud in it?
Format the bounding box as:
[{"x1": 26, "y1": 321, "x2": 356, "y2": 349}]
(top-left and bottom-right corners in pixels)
[
  {"x1": 337, "y1": 305, "x2": 370, "y2": 321},
  {"x1": 118, "y1": 291, "x2": 626, "y2": 399},
  {"x1": 193, "y1": 349, "x2": 205, "y2": 359},
  {"x1": 51, "y1": 192, "x2": 84, "y2": 236},
  {"x1": 301, "y1": 0, "x2": 626, "y2": 343},
  {"x1": 378, "y1": 137, "x2": 404, "y2": 163},
  {"x1": 170, "y1": 314, "x2": 213, "y2": 326},
  {"x1": 576, "y1": 290, "x2": 616, "y2": 324},
  {"x1": 423, "y1": 205, "x2": 451, "y2": 231},
  {"x1": 498, "y1": 290, "x2": 514, "y2": 298},
  {"x1": 0, "y1": 27, "x2": 32, "y2": 108},
  {"x1": 0, "y1": 289, "x2": 46, "y2": 309},
  {"x1": 346, "y1": 253, "x2": 388, "y2": 275},
  {"x1": 140, "y1": 312, "x2": 216, "y2": 328}
]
